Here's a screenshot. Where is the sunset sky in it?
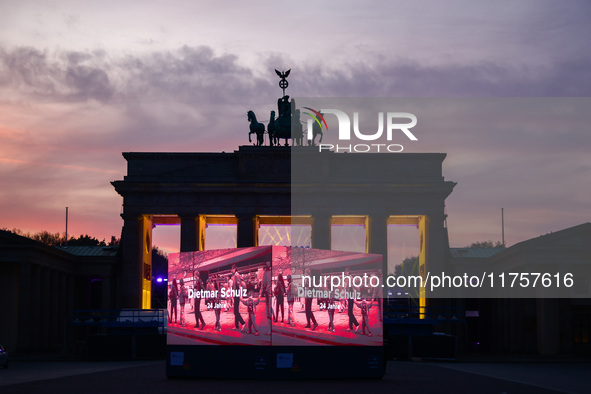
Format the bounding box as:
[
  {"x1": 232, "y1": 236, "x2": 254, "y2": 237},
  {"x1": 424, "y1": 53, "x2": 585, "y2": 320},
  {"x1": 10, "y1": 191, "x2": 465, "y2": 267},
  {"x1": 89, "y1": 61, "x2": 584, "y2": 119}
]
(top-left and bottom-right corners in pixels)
[{"x1": 1, "y1": 1, "x2": 590, "y2": 254}]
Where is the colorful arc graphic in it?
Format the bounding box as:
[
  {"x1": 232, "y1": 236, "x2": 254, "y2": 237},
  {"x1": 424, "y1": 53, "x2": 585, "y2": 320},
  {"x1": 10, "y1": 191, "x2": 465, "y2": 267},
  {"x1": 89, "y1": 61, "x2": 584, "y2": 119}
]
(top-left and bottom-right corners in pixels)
[{"x1": 303, "y1": 107, "x2": 329, "y2": 131}]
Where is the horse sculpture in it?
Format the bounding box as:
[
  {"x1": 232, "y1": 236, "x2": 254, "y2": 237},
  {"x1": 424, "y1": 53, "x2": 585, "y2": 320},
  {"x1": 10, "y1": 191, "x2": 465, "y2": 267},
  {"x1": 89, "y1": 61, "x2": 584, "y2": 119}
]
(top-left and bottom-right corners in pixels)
[
  {"x1": 293, "y1": 108, "x2": 304, "y2": 146},
  {"x1": 268, "y1": 111, "x2": 278, "y2": 146},
  {"x1": 307, "y1": 109, "x2": 324, "y2": 146},
  {"x1": 247, "y1": 110, "x2": 265, "y2": 146}
]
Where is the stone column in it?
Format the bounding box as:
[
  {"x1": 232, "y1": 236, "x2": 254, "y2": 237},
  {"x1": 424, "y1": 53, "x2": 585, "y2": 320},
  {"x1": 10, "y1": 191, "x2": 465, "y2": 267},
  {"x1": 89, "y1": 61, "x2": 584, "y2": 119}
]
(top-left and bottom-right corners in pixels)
[
  {"x1": 369, "y1": 214, "x2": 388, "y2": 299},
  {"x1": 18, "y1": 263, "x2": 32, "y2": 350},
  {"x1": 66, "y1": 273, "x2": 74, "y2": 309},
  {"x1": 58, "y1": 272, "x2": 67, "y2": 352},
  {"x1": 236, "y1": 213, "x2": 256, "y2": 247},
  {"x1": 50, "y1": 269, "x2": 59, "y2": 349},
  {"x1": 537, "y1": 298, "x2": 560, "y2": 355},
  {"x1": 31, "y1": 265, "x2": 41, "y2": 350},
  {"x1": 424, "y1": 214, "x2": 453, "y2": 299},
  {"x1": 368, "y1": 214, "x2": 388, "y2": 258},
  {"x1": 425, "y1": 214, "x2": 448, "y2": 274},
  {"x1": 119, "y1": 214, "x2": 144, "y2": 308},
  {"x1": 40, "y1": 267, "x2": 50, "y2": 350},
  {"x1": 312, "y1": 214, "x2": 331, "y2": 250},
  {"x1": 102, "y1": 276, "x2": 112, "y2": 310},
  {"x1": 180, "y1": 215, "x2": 200, "y2": 252}
]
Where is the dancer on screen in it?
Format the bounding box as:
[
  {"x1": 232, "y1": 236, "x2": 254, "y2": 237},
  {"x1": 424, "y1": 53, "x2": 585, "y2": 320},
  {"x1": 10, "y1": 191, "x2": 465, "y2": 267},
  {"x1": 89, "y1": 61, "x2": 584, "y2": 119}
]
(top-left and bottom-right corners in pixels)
[
  {"x1": 326, "y1": 285, "x2": 336, "y2": 332},
  {"x1": 169, "y1": 278, "x2": 178, "y2": 325},
  {"x1": 345, "y1": 267, "x2": 360, "y2": 333},
  {"x1": 241, "y1": 290, "x2": 261, "y2": 336},
  {"x1": 261, "y1": 261, "x2": 273, "y2": 324},
  {"x1": 211, "y1": 274, "x2": 222, "y2": 332},
  {"x1": 193, "y1": 270, "x2": 206, "y2": 330},
  {"x1": 286, "y1": 274, "x2": 296, "y2": 327},
  {"x1": 303, "y1": 268, "x2": 318, "y2": 330},
  {"x1": 231, "y1": 265, "x2": 246, "y2": 330},
  {"x1": 355, "y1": 298, "x2": 375, "y2": 337},
  {"x1": 274, "y1": 270, "x2": 286, "y2": 323},
  {"x1": 179, "y1": 278, "x2": 188, "y2": 327}
]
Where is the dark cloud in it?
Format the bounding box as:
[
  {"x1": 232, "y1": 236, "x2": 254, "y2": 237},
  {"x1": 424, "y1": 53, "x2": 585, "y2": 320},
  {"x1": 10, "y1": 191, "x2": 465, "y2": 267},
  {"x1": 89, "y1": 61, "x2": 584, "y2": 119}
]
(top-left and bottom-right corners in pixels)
[
  {"x1": 118, "y1": 45, "x2": 272, "y2": 105},
  {"x1": 65, "y1": 64, "x2": 112, "y2": 102},
  {"x1": 3, "y1": 43, "x2": 590, "y2": 110},
  {"x1": 3, "y1": 44, "x2": 590, "y2": 157},
  {"x1": 0, "y1": 46, "x2": 114, "y2": 103},
  {"x1": 294, "y1": 57, "x2": 591, "y2": 97},
  {"x1": 0, "y1": 47, "x2": 59, "y2": 97}
]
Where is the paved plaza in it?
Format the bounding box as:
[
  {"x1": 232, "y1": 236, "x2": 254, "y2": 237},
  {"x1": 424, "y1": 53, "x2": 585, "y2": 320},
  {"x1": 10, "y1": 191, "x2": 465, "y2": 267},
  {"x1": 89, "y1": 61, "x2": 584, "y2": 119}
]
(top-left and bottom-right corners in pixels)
[{"x1": 1, "y1": 358, "x2": 589, "y2": 393}]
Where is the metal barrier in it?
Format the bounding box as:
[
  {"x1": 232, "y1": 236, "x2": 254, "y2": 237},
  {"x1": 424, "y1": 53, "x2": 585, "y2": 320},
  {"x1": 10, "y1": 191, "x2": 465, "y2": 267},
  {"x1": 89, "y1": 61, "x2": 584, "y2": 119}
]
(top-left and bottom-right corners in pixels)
[{"x1": 71, "y1": 309, "x2": 166, "y2": 328}]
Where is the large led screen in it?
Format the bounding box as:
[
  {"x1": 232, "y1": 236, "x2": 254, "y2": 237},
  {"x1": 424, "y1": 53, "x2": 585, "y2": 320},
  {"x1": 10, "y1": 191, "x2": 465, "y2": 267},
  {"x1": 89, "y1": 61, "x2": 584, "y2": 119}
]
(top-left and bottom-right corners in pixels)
[{"x1": 167, "y1": 246, "x2": 383, "y2": 346}]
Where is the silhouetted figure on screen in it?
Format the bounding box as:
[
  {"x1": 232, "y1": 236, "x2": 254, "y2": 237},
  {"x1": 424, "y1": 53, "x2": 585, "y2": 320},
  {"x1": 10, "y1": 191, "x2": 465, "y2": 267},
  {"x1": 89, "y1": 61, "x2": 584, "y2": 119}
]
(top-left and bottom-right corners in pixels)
[
  {"x1": 345, "y1": 267, "x2": 360, "y2": 332},
  {"x1": 274, "y1": 270, "x2": 286, "y2": 323},
  {"x1": 232, "y1": 265, "x2": 246, "y2": 330},
  {"x1": 193, "y1": 270, "x2": 206, "y2": 330},
  {"x1": 326, "y1": 288, "x2": 336, "y2": 332},
  {"x1": 286, "y1": 274, "x2": 296, "y2": 327},
  {"x1": 210, "y1": 274, "x2": 222, "y2": 332},
  {"x1": 260, "y1": 261, "x2": 274, "y2": 323},
  {"x1": 179, "y1": 278, "x2": 187, "y2": 327},
  {"x1": 241, "y1": 290, "x2": 260, "y2": 336},
  {"x1": 355, "y1": 298, "x2": 375, "y2": 337},
  {"x1": 304, "y1": 269, "x2": 318, "y2": 330},
  {"x1": 168, "y1": 280, "x2": 178, "y2": 324}
]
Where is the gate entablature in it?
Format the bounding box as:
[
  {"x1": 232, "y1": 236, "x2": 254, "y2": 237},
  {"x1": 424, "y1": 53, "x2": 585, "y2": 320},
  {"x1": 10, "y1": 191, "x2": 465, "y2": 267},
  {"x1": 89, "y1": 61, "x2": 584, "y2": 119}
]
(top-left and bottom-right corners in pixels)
[{"x1": 112, "y1": 147, "x2": 455, "y2": 308}]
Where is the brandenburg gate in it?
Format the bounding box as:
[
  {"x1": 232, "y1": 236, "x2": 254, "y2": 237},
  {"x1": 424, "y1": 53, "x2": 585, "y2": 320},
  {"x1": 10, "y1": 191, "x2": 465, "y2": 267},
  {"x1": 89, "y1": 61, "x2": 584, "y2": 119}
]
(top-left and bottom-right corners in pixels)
[{"x1": 111, "y1": 146, "x2": 455, "y2": 308}]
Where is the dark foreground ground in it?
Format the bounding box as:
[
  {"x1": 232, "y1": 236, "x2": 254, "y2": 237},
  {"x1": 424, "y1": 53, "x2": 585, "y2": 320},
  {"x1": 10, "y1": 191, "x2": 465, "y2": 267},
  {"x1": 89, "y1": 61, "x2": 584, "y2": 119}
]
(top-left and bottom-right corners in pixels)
[{"x1": 1, "y1": 358, "x2": 589, "y2": 394}]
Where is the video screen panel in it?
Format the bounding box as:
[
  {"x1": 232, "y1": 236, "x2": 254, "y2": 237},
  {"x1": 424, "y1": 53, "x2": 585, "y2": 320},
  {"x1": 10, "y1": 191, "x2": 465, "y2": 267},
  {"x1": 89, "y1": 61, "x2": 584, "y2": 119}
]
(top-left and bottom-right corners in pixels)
[{"x1": 167, "y1": 246, "x2": 382, "y2": 346}]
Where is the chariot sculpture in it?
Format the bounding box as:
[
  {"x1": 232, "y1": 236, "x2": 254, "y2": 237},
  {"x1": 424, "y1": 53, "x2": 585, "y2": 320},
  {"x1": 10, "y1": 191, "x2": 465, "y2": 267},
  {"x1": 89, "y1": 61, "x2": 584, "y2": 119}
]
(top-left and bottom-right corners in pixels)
[{"x1": 247, "y1": 69, "x2": 321, "y2": 147}]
